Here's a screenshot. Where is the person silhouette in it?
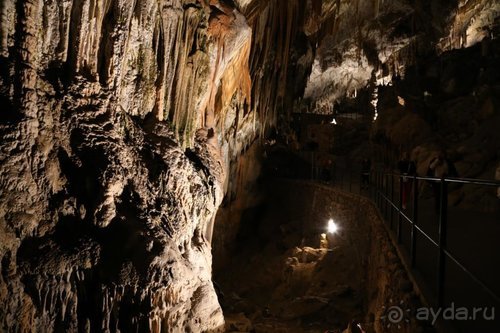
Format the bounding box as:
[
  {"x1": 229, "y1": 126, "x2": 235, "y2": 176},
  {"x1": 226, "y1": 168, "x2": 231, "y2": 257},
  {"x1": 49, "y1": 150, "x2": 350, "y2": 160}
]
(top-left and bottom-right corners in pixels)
[
  {"x1": 427, "y1": 150, "x2": 458, "y2": 213},
  {"x1": 398, "y1": 152, "x2": 416, "y2": 209}
]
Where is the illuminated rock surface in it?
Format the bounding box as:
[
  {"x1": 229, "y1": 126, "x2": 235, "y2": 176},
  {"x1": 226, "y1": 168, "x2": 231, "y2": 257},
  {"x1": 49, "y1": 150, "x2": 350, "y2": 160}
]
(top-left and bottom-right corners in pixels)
[{"x1": 0, "y1": 0, "x2": 499, "y2": 332}]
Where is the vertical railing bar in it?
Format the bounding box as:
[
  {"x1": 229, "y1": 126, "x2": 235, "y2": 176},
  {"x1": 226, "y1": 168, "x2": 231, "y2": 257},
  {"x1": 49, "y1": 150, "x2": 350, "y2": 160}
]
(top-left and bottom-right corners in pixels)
[
  {"x1": 398, "y1": 175, "x2": 402, "y2": 244},
  {"x1": 390, "y1": 174, "x2": 394, "y2": 228},
  {"x1": 384, "y1": 173, "x2": 388, "y2": 221},
  {"x1": 411, "y1": 175, "x2": 418, "y2": 268},
  {"x1": 437, "y1": 178, "x2": 448, "y2": 307},
  {"x1": 383, "y1": 173, "x2": 387, "y2": 220}
]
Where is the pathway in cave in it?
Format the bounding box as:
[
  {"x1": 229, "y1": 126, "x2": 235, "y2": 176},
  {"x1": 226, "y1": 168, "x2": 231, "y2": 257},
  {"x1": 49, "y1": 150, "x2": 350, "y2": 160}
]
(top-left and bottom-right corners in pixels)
[{"x1": 331, "y1": 170, "x2": 500, "y2": 332}]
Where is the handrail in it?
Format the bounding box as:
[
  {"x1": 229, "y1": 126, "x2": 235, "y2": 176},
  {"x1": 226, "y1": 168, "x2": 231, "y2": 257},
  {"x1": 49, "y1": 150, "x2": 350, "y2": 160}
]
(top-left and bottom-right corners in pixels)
[
  {"x1": 443, "y1": 249, "x2": 500, "y2": 305},
  {"x1": 377, "y1": 171, "x2": 500, "y2": 187},
  {"x1": 371, "y1": 169, "x2": 500, "y2": 310},
  {"x1": 378, "y1": 190, "x2": 439, "y2": 246},
  {"x1": 297, "y1": 159, "x2": 500, "y2": 310}
]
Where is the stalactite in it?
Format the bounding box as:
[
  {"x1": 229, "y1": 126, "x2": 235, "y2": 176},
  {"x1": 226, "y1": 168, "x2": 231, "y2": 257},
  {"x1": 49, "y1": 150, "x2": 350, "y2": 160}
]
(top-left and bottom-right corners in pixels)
[
  {"x1": 1, "y1": 3, "x2": 231, "y2": 331},
  {"x1": 248, "y1": 0, "x2": 309, "y2": 136}
]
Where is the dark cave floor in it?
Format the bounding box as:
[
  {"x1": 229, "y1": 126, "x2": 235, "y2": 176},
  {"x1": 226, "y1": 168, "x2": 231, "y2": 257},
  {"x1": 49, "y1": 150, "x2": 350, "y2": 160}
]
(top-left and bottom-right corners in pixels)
[
  {"x1": 214, "y1": 181, "x2": 383, "y2": 333},
  {"x1": 217, "y1": 221, "x2": 366, "y2": 333},
  {"x1": 214, "y1": 177, "x2": 500, "y2": 333}
]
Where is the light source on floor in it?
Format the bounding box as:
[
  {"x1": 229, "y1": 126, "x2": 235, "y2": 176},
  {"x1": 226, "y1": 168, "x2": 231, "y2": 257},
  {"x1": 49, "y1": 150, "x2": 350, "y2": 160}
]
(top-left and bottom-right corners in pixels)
[
  {"x1": 327, "y1": 219, "x2": 338, "y2": 234},
  {"x1": 330, "y1": 118, "x2": 337, "y2": 125}
]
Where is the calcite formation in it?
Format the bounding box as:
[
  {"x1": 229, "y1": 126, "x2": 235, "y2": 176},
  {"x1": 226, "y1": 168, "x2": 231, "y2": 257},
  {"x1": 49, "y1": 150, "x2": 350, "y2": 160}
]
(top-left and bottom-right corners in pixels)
[
  {"x1": 1, "y1": 0, "x2": 498, "y2": 331},
  {"x1": 0, "y1": 0, "x2": 328, "y2": 330},
  {"x1": 0, "y1": 0, "x2": 253, "y2": 331},
  {"x1": 303, "y1": 0, "x2": 500, "y2": 111}
]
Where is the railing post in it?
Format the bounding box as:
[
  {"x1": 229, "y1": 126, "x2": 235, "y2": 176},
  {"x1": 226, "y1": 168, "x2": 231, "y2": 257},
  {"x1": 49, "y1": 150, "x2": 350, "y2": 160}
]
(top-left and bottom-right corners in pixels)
[
  {"x1": 376, "y1": 171, "x2": 380, "y2": 207},
  {"x1": 379, "y1": 171, "x2": 382, "y2": 208},
  {"x1": 437, "y1": 178, "x2": 448, "y2": 307},
  {"x1": 411, "y1": 176, "x2": 418, "y2": 268},
  {"x1": 378, "y1": 172, "x2": 381, "y2": 210},
  {"x1": 384, "y1": 173, "x2": 388, "y2": 219},
  {"x1": 397, "y1": 175, "x2": 402, "y2": 244},
  {"x1": 311, "y1": 152, "x2": 314, "y2": 180},
  {"x1": 389, "y1": 174, "x2": 394, "y2": 230},
  {"x1": 368, "y1": 170, "x2": 377, "y2": 201},
  {"x1": 377, "y1": 171, "x2": 380, "y2": 208}
]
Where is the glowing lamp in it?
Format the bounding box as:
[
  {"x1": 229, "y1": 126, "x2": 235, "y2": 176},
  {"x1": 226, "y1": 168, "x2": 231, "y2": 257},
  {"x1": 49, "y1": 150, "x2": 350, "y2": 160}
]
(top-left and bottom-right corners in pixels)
[{"x1": 327, "y1": 219, "x2": 338, "y2": 234}]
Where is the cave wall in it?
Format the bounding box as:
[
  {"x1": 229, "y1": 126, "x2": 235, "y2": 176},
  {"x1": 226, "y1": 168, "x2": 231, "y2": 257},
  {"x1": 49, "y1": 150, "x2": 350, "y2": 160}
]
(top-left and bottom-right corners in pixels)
[
  {"x1": 303, "y1": 0, "x2": 500, "y2": 111},
  {"x1": 0, "y1": 0, "x2": 261, "y2": 331},
  {"x1": 1, "y1": 0, "x2": 331, "y2": 329},
  {"x1": 0, "y1": 0, "x2": 347, "y2": 330}
]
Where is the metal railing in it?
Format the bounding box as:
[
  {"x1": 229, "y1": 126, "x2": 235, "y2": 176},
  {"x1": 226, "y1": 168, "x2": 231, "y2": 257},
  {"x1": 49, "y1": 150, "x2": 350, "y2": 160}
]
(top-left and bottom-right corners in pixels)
[
  {"x1": 371, "y1": 170, "x2": 500, "y2": 308},
  {"x1": 276, "y1": 148, "x2": 500, "y2": 322}
]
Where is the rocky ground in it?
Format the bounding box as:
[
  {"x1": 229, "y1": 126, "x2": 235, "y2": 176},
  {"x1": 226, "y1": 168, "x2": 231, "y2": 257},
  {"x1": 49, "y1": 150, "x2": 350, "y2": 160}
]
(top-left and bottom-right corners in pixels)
[{"x1": 216, "y1": 181, "x2": 432, "y2": 333}]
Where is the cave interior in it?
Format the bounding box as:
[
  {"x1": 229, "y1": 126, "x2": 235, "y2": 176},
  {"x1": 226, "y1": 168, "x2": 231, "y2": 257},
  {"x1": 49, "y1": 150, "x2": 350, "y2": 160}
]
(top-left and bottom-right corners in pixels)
[{"x1": 0, "y1": 0, "x2": 500, "y2": 332}]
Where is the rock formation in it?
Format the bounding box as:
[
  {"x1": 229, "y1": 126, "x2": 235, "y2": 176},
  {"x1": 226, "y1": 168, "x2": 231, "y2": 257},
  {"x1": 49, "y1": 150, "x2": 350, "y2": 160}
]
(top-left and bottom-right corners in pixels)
[
  {"x1": 0, "y1": 0, "x2": 249, "y2": 331},
  {"x1": 1, "y1": 0, "x2": 499, "y2": 331},
  {"x1": 304, "y1": 0, "x2": 500, "y2": 110}
]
